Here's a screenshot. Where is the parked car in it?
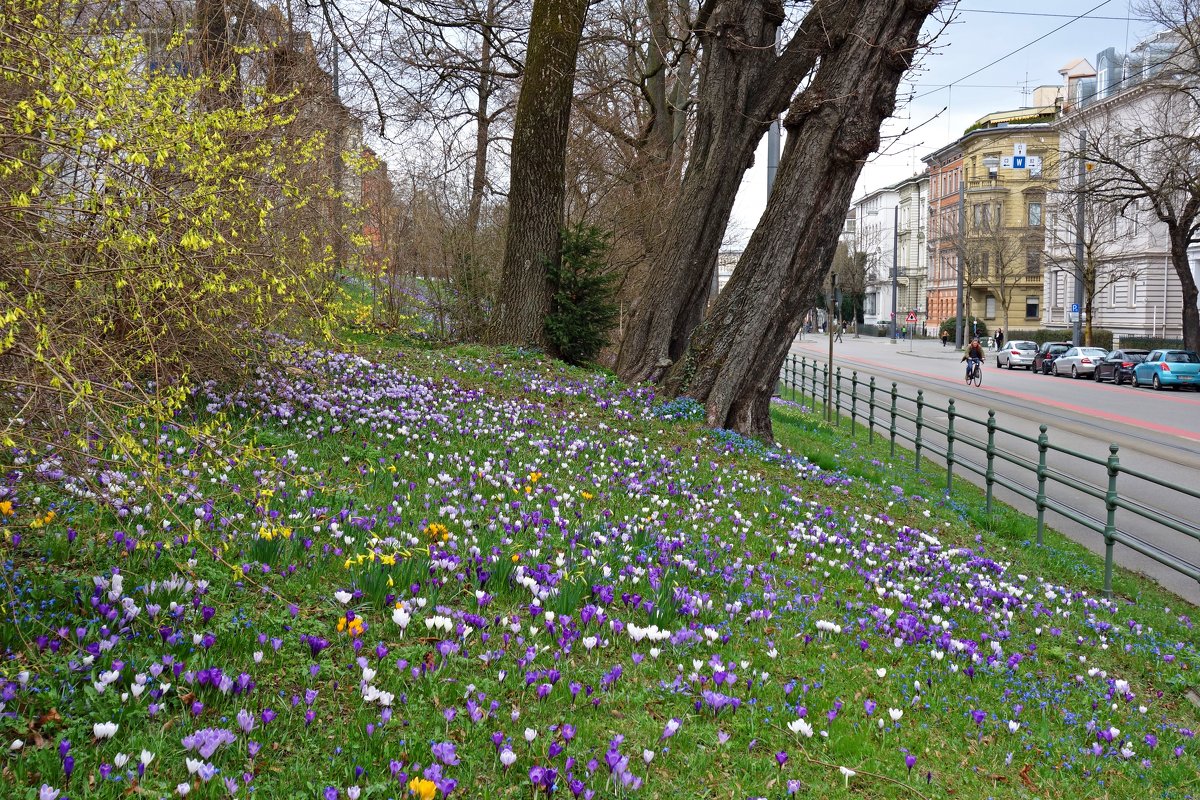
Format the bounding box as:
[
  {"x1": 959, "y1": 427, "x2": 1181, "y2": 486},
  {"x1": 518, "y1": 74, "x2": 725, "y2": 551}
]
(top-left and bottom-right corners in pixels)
[
  {"x1": 1132, "y1": 349, "x2": 1200, "y2": 390},
  {"x1": 1033, "y1": 342, "x2": 1072, "y2": 374},
  {"x1": 1093, "y1": 349, "x2": 1149, "y2": 385},
  {"x1": 995, "y1": 340, "x2": 1038, "y2": 370},
  {"x1": 1053, "y1": 346, "x2": 1109, "y2": 378}
]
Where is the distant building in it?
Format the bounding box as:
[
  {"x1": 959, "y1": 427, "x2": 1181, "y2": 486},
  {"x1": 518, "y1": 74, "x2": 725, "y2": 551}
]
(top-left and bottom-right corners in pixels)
[
  {"x1": 1048, "y1": 36, "x2": 1200, "y2": 340},
  {"x1": 923, "y1": 143, "x2": 965, "y2": 335},
  {"x1": 893, "y1": 173, "x2": 930, "y2": 329},
  {"x1": 850, "y1": 184, "x2": 898, "y2": 328},
  {"x1": 923, "y1": 99, "x2": 1061, "y2": 337}
]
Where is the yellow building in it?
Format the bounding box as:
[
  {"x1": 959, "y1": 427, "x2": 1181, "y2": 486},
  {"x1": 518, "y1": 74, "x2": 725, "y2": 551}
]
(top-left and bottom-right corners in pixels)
[{"x1": 956, "y1": 100, "x2": 1060, "y2": 334}]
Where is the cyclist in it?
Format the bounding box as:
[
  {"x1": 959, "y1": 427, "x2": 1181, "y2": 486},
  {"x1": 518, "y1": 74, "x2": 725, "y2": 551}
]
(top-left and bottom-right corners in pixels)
[{"x1": 961, "y1": 338, "x2": 984, "y2": 381}]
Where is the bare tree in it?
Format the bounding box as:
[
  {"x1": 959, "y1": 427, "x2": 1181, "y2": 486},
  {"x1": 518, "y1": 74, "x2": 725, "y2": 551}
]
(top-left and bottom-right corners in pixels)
[
  {"x1": 830, "y1": 243, "x2": 869, "y2": 328},
  {"x1": 960, "y1": 200, "x2": 1028, "y2": 334},
  {"x1": 1066, "y1": 0, "x2": 1200, "y2": 351},
  {"x1": 1044, "y1": 192, "x2": 1142, "y2": 344}
]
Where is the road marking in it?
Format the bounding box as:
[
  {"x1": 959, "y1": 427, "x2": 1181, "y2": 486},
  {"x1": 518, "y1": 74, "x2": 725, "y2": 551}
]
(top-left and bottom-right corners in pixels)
[{"x1": 792, "y1": 344, "x2": 1200, "y2": 445}]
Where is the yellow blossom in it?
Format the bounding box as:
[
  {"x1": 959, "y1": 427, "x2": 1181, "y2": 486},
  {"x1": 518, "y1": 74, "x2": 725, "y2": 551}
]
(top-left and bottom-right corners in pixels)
[
  {"x1": 581, "y1": 491, "x2": 593, "y2": 500},
  {"x1": 408, "y1": 777, "x2": 437, "y2": 800},
  {"x1": 0, "y1": 501, "x2": 12, "y2": 516}
]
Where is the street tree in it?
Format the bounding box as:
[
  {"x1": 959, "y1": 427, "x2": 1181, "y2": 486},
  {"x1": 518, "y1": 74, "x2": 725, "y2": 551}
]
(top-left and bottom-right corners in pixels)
[
  {"x1": 613, "y1": 0, "x2": 874, "y2": 382},
  {"x1": 1044, "y1": 191, "x2": 1143, "y2": 345},
  {"x1": 1066, "y1": 0, "x2": 1200, "y2": 351},
  {"x1": 487, "y1": 0, "x2": 589, "y2": 347},
  {"x1": 661, "y1": 0, "x2": 941, "y2": 436}
]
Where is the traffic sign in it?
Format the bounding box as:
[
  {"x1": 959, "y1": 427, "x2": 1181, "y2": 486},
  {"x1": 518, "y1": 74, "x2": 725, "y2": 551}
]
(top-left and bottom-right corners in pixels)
[
  {"x1": 1071, "y1": 302, "x2": 1080, "y2": 313},
  {"x1": 1014, "y1": 143, "x2": 1027, "y2": 157},
  {"x1": 906, "y1": 312, "x2": 917, "y2": 323},
  {"x1": 1013, "y1": 156, "x2": 1026, "y2": 169}
]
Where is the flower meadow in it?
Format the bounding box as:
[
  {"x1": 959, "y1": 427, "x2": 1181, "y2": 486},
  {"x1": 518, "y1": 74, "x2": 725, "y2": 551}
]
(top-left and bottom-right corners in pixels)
[{"x1": 2, "y1": 340, "x2": 1199, "y2": 799}]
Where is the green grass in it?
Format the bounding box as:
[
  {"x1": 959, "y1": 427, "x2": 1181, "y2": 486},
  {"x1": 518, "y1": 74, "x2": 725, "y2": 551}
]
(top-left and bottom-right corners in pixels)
[{"x1": 1, "y1": 340, "x2": 1197, "y2": 800}]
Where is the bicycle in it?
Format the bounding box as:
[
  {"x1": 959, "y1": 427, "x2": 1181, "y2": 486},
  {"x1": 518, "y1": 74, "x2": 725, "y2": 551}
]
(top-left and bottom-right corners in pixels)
[{"x1": 965, "y1": 360, "x2": 983, "y2": 387}]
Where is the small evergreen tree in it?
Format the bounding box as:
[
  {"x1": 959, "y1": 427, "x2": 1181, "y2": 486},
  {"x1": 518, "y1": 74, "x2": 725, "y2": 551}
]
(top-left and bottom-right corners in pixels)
[{"x1": 545, "y1": 223, "x2": 618, "y2": 365}]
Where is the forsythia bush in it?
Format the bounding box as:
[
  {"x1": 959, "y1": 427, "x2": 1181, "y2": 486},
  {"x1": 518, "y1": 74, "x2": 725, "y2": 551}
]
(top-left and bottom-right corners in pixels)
[{"x1": 0, "y1": 0, "x2": 352, "y2": 454}]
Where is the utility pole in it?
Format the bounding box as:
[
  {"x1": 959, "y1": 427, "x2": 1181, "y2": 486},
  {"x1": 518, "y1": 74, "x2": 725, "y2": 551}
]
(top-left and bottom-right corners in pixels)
[
  {"x1": 890, "y1": 203, "x2": 899, "y2": 342},
  {"x1": 826, "y1": 271, "x2": 835, "y2": 422},
  {"x1": 766, "y1": 29, "x2": 782, "y2": 196},
  {"x1": 1073, "y1": 131, "x2": 1086, "y2": 346},
  {"x1": 955, "y1": 189, "x2": 966, "y2": 349}
]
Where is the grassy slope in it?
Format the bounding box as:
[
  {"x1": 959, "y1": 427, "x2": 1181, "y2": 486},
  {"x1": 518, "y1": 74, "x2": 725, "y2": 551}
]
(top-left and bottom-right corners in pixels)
[{"x1": 1, "y1": 336, "x2": 1198, "y2": 800}]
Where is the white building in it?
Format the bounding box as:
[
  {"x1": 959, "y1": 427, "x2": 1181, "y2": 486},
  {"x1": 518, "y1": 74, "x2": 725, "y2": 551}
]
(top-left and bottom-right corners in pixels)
[
  {"x1": 851, "y1": 184, "x2": 898, "y2": 328},
  {"x1": 1048, "y1": 39, "x2": 1200, "y2": 341},
  {"x1": 894, "y1": 173, "x2": 930, "y2": 330}
]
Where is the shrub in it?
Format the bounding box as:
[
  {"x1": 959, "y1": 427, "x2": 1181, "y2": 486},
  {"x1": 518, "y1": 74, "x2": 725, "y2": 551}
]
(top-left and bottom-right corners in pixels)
[
  {"x1": 939, "y1": 316, "x2": 988, "y2": 340},
  {"x1": 544, "y1": 223, "x2": 618, "y2": 365},
  {"x1": 0, "y1": 0, "x2": 352, "y2": 455}
]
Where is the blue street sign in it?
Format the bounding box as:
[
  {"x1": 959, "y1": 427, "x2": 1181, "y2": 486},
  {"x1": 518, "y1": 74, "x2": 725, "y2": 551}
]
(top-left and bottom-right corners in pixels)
[
  {"x1": 1013, "y1": 156, "x2": 1026, "y2": 169},
  {"x1": 1071, "y1": 303, "x2": 1080, "y2": 313}
]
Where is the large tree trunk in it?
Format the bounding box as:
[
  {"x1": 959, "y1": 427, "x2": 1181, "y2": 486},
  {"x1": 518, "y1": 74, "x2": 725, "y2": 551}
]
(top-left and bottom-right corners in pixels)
[
  {"x1": 612, "y1": 0, "x2": 864, "y2": 382},
  {"x1": 665, "y1": 0, "x2": 939, "y2": 437},
  {"x1": 488, "y1": 0, "x2": 588, "y2": 347},
  {"x1": 1169, "y1": 226, "x2": 1200, "y2": 352}
]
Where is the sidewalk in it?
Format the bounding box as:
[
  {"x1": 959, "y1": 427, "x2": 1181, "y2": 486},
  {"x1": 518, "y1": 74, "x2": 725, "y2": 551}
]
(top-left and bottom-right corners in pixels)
[{"x1": 791, "y1": 331, "x2": 976, "y2": 363}]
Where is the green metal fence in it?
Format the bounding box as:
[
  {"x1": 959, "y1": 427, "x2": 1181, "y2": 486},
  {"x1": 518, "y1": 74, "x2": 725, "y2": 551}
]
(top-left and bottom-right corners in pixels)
[{"x1": 778, "y1": 353, "x2": 1200, "y2": 598}]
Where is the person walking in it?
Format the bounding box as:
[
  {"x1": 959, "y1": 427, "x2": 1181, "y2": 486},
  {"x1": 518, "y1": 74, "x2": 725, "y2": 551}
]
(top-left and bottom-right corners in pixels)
[
  {"x1": 834, "y1": 321, "x2": 844, "y2": 343},
  {"x1": 994, "y1": 328, "x2": 1004, "y2": 351},
  {"x1": 941, "y1": 330, "x2": 949, "y2": 348}
]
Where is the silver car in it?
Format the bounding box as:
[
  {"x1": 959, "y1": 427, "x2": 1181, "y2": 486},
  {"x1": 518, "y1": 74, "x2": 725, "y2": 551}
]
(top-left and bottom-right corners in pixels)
[
  {"x1": 1052, "y1": 346, "x2": 1110, "y2": 378},
  {"x1": 995, "y1": 340, "x2": 1038, "y2": 370}
]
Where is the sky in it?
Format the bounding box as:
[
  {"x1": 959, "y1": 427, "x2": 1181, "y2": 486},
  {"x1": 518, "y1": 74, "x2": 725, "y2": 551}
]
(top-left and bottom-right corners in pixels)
[{"x1": 725, "y1": 0, "x2": 1161, "y2": 247}]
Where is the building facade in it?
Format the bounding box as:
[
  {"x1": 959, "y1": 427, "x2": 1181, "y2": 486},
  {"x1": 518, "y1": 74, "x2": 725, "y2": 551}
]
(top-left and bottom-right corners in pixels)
[
  {"x1": 1046, "y1": 37, "x2": 1200, "y2": 341},
  {"x1": 923, "y1": 144, "x2": 964, "y2": 335},
  {"x1": 850, "y1": 185, "x2": 898, "y2": 328},
  {"x1": 922, "y1": 99, "x2": 1060, "y2": 338},
  {"x1": 894, "y1": 173, "x2": 930, "y2": 330}
]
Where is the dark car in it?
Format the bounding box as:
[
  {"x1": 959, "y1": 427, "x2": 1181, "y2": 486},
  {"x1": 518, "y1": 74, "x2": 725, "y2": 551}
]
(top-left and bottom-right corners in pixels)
[
  {"x1": 1093, "y1": 349, "x2": 1149, "y2": 385},
  {"x1": 1033, "y1": 342, "x2": 1072, "y2": 375}
]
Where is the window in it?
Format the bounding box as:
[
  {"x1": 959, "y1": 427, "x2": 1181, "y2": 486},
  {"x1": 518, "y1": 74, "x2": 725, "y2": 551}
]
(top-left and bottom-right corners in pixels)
[
  {"x1": 1026, "y1": 295, "x2": 1040, "y2": 318},
  {"x1": 864, "y1": 293, "x2": 877, "y2": 316},
  {"x1": 985, "y1": 295, "x2": 997, "y2": 318},
  {"x1": 1129, "y1": 278, "x2": 1138, "y2": 307},
  {"x1": 1026, "y1": 248, "x2": 1042, "y2": 275},
  {"x1": 980, "y1": 251, "x2": 990, "y2": 278},
  {"x1": 1027, "y1": 202, "x2": 1042, "y2": 227}
]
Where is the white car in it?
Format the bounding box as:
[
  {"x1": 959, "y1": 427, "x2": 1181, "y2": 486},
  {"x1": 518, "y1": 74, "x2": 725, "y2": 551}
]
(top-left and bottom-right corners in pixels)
[
  {"x1": 1053, "y1": 347, "x2": 1110, "y2": 378},
  {"x1": 995, "y1": 340, "x2": 1038, "y2": 370}
]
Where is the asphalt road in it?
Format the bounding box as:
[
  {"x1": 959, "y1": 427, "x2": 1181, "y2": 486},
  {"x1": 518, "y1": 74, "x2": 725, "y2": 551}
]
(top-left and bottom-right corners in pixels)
[{"x1": 788, "y1": 332, "x2": 1200, "y2": 608}]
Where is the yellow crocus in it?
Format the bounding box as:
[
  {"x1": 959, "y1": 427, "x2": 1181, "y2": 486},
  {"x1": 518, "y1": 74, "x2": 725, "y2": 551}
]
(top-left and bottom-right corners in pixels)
[{"x1": 408, "y1": 777, "x2": 437, "y2": 800}]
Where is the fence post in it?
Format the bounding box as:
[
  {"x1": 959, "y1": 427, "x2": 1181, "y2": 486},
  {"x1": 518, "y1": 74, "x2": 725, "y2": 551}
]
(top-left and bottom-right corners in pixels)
[
  {"x1": 889, "y1": 382, "x2": 898, "y2": 457},
  {"x1": 799, "y1": 357, "x2": 807, "y2": 406},
  {"x1": 1103, "y1": 444, "x2": 1120, "y2": 599},
  {"x1": 914, "y1": 389, "x2": 925, "y2": 472},
  {"x1": 868, "y1": 377, "x2": 876, "y2": 444},
  {"x1": 834, "y1": 367, "x2": 842, "y2": 426},
  {"x1": 985, "y1": 410, "x2": 997, "y2": 516},
  {"x1": 1035, "y1": 425, "x2": 1049, "y2": 546},
  {"x1": 850, "y1": 371, "x2": 858, "y2": 437},
  {"x1": 945, "y1": 398, "x2": 956, "y2": 492}
]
